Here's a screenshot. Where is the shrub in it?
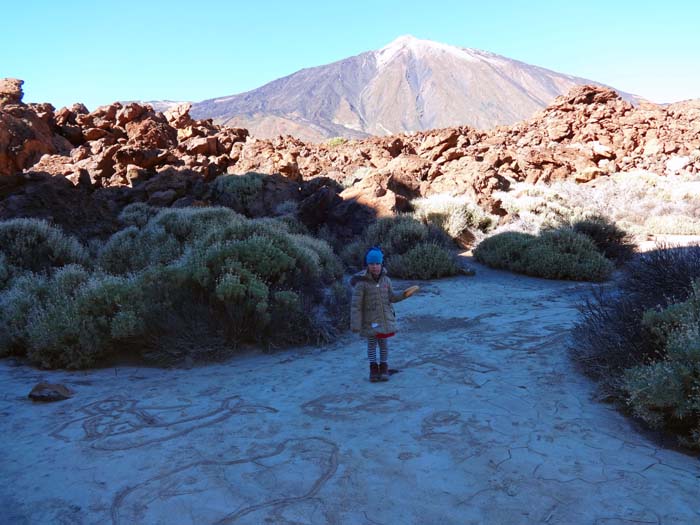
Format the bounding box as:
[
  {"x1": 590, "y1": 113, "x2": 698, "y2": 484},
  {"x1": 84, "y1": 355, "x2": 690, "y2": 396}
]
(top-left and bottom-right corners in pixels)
[
  {"x1": 620, "y1": 245, "x2": 700, "y2": 306},
  {"x1": 326, "y1": 137, "x2": 348, "y2": 147},
  {"x1": 495, "y1": 184, "x2": 581, "y2": 233},
  {"x1": 25, "y1": 267, "x2": 149, "y2": 369},
  {"x1": 3, "y1": 207, "x2": 350, "y2": 368},
  {"x1": 98, "y1": 225, "x2": 182, "y2": 275},
  {"x1": 411, "y1": 194, "x2": 495, "y2": 243},
  {"x1": 118, "y1": 202, "x2": 159, "y2": 228},
  {"x1": 569, "y1": 214, "x2": 635, "y2": 264},
  {"x1": 0, "y1": 218, "x2": 88, "y2": 285},
  {"x1": 342, "y1": 215, "x2": 459, "y2": 279},
  {"x1": 364, "y1": 215, "x2": 436, "y2": 255},
  {"x1": 623, "y1": 282, "x2": 700, "y2": 448},
  {"x1": 290, "y1": 234, "x2": 344, "y2": 282},
  {"x1": 150, "y1": 206, "x2": 244, "y2": 245},
  {"x1": 474, "y1": 228, "x2": 613, "y2": 281},
  {"x1": 0, "y1": 272, "x2": 50, "y2": 357},
  {"x1": 386, "y1": 242, "x2": 460, "y2": 279},
  {"x1": 472, "y1": 231, "x2": 534, "y2": 272},
  {"x1": 340, "y1": 240, "x2": 367, "y2": 270},
  {"x1": 210, "y1": 172, "x2": 265, "y2": 216},
  {"x1": 572, "y1": 245, "x2": 700, "y2": 397},
  {"x1": 274, "y1": 199, "x2": 299, "y2": 216},
  {"x1": 254, "y1": 215, "x2": 308, "y2": 235},
  {"x1": 134, "y1": 207, "x2": 345, "y2": 346}
]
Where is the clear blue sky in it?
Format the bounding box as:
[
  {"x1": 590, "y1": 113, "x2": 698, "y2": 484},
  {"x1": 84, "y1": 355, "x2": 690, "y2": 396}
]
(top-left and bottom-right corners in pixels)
[{"x1": 3, "y1": 0, "x2": 699, "y2": 110}]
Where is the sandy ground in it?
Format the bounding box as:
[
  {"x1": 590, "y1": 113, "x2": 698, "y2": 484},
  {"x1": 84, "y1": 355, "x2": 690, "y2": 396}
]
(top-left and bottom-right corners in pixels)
[{"x1": 1, "y1": 260, "x2": 699, "y2": 524}]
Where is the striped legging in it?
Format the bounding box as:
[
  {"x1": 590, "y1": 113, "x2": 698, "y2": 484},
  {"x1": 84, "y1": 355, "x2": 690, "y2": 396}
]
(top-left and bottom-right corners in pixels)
[{"x1": 367, "y1": 335, "x2": 389, "y2": 364}]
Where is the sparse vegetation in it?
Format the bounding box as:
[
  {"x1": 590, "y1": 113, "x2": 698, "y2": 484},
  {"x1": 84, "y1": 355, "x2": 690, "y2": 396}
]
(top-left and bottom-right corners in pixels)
[
  {"x1": 644, "y1": 215, "x2": 700, "y2": 235},
  {"x1": 494, "y1": 172, "x2": 700, "y2": 239}
]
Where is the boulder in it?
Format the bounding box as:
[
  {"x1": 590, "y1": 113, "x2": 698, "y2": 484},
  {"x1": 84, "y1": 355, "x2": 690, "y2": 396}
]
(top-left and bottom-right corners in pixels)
[
  {"x1": 0, "y1": 78, "x2": 24, "y2": 105},
  {"x1": 28, "y1": 382, "x2": 74, "y2": 402}
]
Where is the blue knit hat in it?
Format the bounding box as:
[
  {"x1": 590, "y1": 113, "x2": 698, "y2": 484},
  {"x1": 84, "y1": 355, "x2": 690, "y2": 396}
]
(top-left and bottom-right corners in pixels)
[{"x1": 365, "y1": 247, "x2": 384, "y2": 265}]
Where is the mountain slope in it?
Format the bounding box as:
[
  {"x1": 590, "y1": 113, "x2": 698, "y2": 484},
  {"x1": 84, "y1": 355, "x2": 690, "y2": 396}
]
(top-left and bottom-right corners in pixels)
[{"x1": 191, "y1": 35, "x2": 638, "y2": 142}]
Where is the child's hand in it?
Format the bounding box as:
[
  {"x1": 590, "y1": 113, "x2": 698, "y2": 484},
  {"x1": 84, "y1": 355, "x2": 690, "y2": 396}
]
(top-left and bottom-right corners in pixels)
[{"x1": 403, "y1": 285, "x2": 420, "y2": 298}]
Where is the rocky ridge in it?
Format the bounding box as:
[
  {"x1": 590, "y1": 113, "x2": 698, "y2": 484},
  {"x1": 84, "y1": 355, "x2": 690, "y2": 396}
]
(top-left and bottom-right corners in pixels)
[{"x1": 1, "y1": 78, "x2": 699, "y2": 241}]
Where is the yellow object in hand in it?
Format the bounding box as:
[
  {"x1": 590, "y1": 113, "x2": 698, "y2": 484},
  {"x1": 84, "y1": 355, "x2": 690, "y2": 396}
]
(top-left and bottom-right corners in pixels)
[{"x1": 404, "y1": 285, "x2": 420, "y2": 298}]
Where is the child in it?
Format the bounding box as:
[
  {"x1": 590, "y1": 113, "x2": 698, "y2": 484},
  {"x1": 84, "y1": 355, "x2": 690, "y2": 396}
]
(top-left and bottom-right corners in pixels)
[{"x1": 350, "y1": 247, "x2": 419, "y2": 382}]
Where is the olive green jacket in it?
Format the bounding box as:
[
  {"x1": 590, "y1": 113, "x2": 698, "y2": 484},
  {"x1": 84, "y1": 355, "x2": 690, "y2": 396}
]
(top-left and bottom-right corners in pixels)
[{"x1": 350, "y1": 268, "x2": 406, "y2": 337}]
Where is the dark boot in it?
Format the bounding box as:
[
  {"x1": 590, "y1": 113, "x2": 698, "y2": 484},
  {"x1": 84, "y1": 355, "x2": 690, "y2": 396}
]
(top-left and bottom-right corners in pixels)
[
  {"x1": 369, "y1": 363, "x2": 380, "y2": 382},
  {"x1": 379, "y1": 362, "x2": 390, "y2": 382}
]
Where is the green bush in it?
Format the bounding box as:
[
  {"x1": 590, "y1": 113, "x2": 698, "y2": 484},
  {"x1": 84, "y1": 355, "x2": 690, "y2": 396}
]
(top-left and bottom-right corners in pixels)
[
  {"x1": 210, "y1": 172, "x2": 265, "y2": 216},
  {"x1": 0, "y1": 272, "x2": 50, "y2": 357},
  {"x1": 340, "y1": 240, "x2": 367, "y2": 270},
  {"x1": 326, "y1": 137, "x2": 348, "y2": 147},
  {"x1": 495, "y1": 183, "x2": 581, "y2": 232},
  {"x1": 474, "y1": 228, "x2": 613, "y2": 281},
  {"x1": 472, "y1": 231, "x2": 534, "y2": 272},
  {"x1": 25, "y1": 266, "x2": 149, "y2": 369},
  {"x1": 364, "y1": 215, "x2": 435, "y2": 255},
  {"x1": 117, "y1": 207, "x2": 344, "y2": 345},
  {"x1": 572, "y1": 245, "x2": 700, "y2": 391},
  {"x1": 98, "y1": 225, "x2": 182, "y2": 275},
  {"x1": 118, "y1": 202, "x2": 160, "y2": 228},
  {"x1": 290, "y1": 234, "x2": 344, "y2": 281},
  {"x1": 623, "y1": 281, "x2": 700, "y2": 448},
  {"x1": 150, "y1": 206, "x2": 244, "y2": 245},
  {"x1": 342, "y1": 215, "x2": 459, "y2": 279},
  {"x1": 0, "y1": 218, "x2": 88, "y2": 286},
  {"x1": 1, "y1": 207, "x2": 349, "y2": 368},
  {"x1": 386, "y1": 242, "x2": 460, "y2": 279},
  {"x1": 569, "y1": 214, "x2": 635, "y2": 264}
]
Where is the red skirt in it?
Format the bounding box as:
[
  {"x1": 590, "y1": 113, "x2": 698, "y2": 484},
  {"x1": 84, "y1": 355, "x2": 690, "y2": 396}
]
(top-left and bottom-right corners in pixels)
[{"x1": 376, "y1": 332, "x2": 395, "y2": 339}]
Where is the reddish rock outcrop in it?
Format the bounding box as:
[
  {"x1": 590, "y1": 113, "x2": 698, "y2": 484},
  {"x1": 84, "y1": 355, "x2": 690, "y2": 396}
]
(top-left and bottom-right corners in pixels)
[{"x1": 1, "y1": 79, "x2": 699, "y2": 240}]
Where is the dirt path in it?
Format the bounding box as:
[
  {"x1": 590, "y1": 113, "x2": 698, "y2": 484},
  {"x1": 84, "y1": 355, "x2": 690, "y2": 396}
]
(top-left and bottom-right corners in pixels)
[{"x1": 1, "y1": 261, "x2": 698, "y2": 524}]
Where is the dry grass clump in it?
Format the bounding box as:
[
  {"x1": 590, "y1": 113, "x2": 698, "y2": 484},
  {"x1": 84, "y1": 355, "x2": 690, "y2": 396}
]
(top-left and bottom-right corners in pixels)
[
  {"x1": 644, "y1": 215, "x2": 700, "y2": 235},
  {"x1": 411, "y1": 193, "x2": 496, "y2": 246}
]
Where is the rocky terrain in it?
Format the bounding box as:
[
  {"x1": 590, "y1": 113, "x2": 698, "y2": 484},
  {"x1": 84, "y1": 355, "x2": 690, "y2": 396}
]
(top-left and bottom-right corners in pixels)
[
  {"x1": 1, "y1": 77, "x2": 699, "y2": 241},
  {"x1": 191, "y1": 35, "x2": 642, "y2": 142}
]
